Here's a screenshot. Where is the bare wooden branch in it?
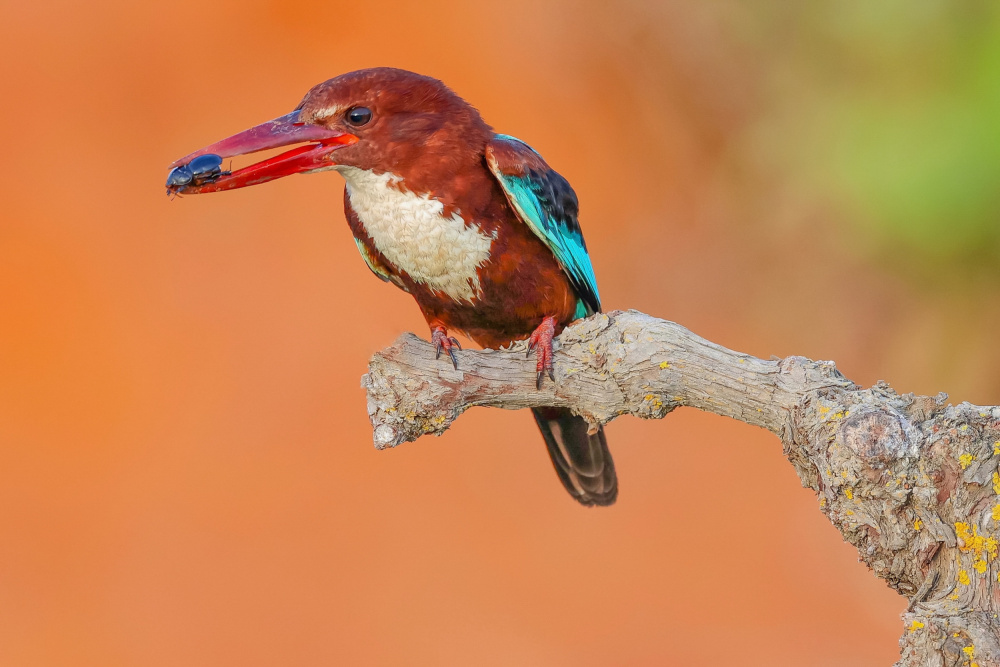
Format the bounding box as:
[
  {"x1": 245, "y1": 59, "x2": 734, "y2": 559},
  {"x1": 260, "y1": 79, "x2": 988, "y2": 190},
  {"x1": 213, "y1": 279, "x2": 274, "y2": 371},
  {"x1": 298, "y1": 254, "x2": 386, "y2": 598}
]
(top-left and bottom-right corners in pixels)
[{"x1": 362, "y1": 310, "x2": 1000, "y2": 666}]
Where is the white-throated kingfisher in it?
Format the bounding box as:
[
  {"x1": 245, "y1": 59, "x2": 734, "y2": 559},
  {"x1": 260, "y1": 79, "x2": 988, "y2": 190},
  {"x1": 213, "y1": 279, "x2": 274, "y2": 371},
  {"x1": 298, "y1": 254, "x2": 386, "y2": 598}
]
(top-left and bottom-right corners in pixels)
[{"x1": 167, "y1": 68, "x2": 617, "y2": 506}]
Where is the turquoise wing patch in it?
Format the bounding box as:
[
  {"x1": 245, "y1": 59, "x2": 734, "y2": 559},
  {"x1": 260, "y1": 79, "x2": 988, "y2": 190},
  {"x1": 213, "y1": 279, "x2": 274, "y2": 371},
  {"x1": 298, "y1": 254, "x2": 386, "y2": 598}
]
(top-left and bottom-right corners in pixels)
[{"x1": 486, "y1": 134, "x2": 601, "y2": 317}]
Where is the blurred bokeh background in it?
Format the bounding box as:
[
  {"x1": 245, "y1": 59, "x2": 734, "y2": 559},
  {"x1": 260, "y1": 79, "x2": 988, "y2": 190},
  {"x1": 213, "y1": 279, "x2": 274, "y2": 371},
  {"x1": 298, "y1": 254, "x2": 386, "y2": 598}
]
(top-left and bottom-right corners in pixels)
[{"x1": 3, "y1": 1, "x2": 999, "y2": 664}]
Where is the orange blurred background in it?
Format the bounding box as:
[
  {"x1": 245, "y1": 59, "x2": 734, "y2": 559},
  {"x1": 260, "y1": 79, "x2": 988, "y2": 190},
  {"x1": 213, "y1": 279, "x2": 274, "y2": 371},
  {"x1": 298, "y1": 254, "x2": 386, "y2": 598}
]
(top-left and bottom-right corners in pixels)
[{"x1": 4, "y1": 2, "x2": 1000, "y2": 665}]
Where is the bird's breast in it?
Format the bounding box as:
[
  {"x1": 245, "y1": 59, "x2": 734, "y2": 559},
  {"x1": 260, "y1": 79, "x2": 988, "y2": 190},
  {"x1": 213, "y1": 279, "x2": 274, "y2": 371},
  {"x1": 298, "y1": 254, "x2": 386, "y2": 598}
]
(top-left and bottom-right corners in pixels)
[{"x1": 339, "y1": 167, "x2": 495, "y2": 303}]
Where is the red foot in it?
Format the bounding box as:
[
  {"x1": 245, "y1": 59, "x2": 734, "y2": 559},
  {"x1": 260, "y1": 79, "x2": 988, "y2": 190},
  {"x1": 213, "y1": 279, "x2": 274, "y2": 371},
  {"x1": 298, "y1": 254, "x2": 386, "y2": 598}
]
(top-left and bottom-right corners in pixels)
[
  {"x1": 527, "y1": 316, "x2": 557, "y2": 389},
  {"x1": 431, "y1": 325, "x2": 462, "y2": 369}
]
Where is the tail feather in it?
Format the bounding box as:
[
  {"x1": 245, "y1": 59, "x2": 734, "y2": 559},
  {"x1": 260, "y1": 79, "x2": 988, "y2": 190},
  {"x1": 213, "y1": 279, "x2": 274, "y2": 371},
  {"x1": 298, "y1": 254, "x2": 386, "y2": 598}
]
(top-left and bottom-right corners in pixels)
[{"x1": 532, "y1": 407, "x2": 617, "y2": 506}]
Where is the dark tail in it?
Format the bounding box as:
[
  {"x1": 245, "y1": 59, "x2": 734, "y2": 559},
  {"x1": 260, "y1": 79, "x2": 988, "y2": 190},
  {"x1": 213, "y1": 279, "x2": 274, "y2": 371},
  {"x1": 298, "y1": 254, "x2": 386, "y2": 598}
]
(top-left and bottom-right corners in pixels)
[{"x1": 532, "y1": 407, "x2": 617, "y2": 506}]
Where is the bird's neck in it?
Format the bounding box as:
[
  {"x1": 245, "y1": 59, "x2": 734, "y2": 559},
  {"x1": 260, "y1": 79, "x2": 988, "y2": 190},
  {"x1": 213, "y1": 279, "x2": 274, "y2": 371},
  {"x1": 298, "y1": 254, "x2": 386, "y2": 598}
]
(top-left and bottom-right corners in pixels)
[{"x1": 337, "y1": 148, "x2": 498, "y2": 220}]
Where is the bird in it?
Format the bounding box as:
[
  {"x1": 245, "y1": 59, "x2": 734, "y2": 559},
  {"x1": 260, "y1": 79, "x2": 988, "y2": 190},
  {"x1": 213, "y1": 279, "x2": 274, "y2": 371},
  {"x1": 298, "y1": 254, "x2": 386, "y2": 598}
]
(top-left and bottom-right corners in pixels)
[{"x1": 167, "y1": 67, "x2": 617, "y2": 506}]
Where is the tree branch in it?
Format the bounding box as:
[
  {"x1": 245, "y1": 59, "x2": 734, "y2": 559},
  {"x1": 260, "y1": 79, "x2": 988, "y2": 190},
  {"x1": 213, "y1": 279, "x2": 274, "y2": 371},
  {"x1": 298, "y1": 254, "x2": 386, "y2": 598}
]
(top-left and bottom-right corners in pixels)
[{"x1": 362, "y1": 310, "x2": 1000, "y2": 666}]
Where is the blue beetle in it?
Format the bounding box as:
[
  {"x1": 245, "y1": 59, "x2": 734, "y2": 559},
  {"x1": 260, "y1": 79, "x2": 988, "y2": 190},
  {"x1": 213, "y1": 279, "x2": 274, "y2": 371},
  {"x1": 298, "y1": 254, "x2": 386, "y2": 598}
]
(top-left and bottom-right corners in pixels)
[{"x1": 166, "y1": 153, "x2": 228, "y2": 193}]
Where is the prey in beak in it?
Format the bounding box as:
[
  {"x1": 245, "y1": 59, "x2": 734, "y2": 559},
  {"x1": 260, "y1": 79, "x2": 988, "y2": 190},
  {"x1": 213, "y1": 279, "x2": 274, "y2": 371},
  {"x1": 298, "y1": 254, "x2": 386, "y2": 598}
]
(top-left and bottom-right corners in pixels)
[{"x1": 166, "y1": 110, "x2": 358, "y2": 195}]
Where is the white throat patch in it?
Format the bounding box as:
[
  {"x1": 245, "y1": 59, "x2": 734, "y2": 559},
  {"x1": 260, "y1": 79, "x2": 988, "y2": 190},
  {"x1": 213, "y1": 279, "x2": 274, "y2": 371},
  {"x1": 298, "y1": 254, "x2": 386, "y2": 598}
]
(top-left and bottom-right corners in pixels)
[{"x1": 338, "y1": 167, "x2": 494, "y2": 303}]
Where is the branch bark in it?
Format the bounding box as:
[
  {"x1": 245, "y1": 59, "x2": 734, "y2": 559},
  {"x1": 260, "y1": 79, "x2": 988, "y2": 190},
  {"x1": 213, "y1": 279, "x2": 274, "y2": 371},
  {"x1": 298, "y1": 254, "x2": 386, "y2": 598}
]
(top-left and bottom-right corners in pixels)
[{"x1": 362, "y1": 310, "x2": 1000, "y2": 666}]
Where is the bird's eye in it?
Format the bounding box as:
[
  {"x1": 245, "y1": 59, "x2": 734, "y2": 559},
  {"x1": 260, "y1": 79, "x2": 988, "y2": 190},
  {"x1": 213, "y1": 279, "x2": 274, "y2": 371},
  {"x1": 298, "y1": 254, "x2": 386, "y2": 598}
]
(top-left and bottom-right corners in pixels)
[{"x1": 346, "y1": 107, "x2": 373, "y2": 126}]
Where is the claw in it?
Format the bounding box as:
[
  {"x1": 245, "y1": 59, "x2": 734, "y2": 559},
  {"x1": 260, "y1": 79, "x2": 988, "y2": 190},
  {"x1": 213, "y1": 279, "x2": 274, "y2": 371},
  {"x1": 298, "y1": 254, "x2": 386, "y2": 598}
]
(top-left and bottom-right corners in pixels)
[
  {"x1": 527, "y1": 315, "x2": 558, "y2": 390},
  {"x1": 431, "y1": 326, "x2": 461, "y2": 370}
]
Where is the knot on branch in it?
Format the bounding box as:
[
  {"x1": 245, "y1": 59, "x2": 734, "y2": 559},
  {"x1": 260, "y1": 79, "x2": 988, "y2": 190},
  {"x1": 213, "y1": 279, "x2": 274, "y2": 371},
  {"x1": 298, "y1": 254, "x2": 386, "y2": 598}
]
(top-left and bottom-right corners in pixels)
[{"x1": 839, "y1": 409, "x2": 916, "y2": 464}]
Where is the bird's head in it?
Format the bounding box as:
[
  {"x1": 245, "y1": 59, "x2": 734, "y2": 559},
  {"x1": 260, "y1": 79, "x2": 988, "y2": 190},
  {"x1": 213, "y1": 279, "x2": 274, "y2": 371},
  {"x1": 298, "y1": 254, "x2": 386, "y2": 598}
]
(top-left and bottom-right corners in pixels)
[{"x1": 167, "y1": 68, "x2": 493, "y2": 194}]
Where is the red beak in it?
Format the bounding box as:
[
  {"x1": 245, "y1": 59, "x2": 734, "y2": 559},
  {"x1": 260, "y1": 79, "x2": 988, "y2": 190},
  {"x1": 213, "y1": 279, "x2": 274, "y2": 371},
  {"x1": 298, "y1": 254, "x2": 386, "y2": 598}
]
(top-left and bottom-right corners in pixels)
[{"x1": 167, "y1": 110, "x2": 358, "y2": 194}]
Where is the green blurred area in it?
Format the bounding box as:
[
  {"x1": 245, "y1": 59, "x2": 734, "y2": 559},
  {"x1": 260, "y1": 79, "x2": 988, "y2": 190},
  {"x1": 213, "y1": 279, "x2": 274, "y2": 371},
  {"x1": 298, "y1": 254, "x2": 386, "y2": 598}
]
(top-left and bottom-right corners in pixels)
[
  {"x1": 751, "y1": 1, "x2": 1000, "y2": 275},
  {"x1": 570, "y1": 0, "x2": 1000, "y2": 399}
]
